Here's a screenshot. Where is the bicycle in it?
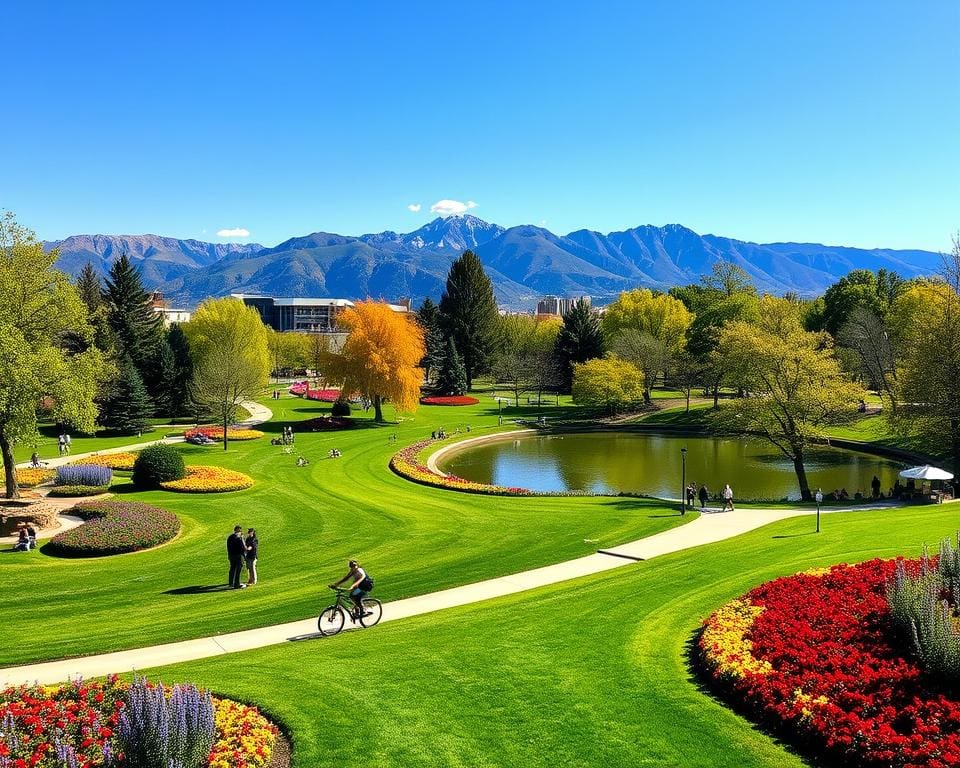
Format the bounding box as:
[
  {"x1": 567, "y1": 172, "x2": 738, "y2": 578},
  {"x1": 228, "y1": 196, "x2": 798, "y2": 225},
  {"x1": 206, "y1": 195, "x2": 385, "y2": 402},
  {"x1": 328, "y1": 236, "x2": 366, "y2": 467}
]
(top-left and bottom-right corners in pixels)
[{"x1": 317, "y1": 586, "x2": 382, "y2": 636}]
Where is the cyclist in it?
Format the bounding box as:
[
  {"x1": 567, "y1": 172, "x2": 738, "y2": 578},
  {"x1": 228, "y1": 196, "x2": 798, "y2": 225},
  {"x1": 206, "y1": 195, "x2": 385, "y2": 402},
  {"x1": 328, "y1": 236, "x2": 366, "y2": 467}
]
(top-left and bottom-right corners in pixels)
[{"x1": 330, "y1": 559, "x2": 374, "y2": 618}]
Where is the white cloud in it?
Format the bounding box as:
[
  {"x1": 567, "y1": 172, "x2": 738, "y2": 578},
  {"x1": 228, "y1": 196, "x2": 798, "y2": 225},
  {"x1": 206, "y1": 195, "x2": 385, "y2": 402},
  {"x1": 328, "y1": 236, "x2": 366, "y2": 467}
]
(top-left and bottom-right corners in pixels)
[
  {"x1": 430, "y1": 199, "x2": 478, "y2": 217},
  {"x1": 216, "y1": 227, "x2": 250, "y2": 238},
  {"x1": 407, "y1": 203, "x2": 422, "y2": 212}
]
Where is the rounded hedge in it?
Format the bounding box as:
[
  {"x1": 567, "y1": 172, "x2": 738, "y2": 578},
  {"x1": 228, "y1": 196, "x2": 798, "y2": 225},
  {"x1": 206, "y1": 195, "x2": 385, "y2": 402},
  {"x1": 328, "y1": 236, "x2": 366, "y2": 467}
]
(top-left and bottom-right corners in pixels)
[
  {"x1": 132, "y1": 444, "x2": 186, "y2": 489},
  {"x1": 331, "y1": 399, "x2": 352, "y2": 417},
  {"x1": 47, "y1": 500, "x2": 180, "y2": 556}
]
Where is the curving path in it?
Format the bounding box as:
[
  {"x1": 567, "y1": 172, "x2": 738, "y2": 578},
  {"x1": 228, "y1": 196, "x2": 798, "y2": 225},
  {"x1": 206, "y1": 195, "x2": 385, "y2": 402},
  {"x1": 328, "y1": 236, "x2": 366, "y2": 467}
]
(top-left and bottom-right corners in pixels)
[{"x1": 0, "y1": 500, "x2": 898, "y2": 687}]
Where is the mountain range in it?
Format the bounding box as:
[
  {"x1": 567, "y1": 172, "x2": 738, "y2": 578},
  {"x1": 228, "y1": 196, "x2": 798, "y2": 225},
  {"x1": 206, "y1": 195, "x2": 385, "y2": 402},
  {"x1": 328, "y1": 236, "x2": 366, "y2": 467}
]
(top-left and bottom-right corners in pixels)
[{"x1": 44, "y1": 216, "x2": 941, "y2": 309}]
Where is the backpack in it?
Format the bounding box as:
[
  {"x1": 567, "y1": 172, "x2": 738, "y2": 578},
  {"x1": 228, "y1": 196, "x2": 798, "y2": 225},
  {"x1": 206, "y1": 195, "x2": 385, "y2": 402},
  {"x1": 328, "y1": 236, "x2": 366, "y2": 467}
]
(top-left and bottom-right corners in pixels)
[{"x1": 359, "y1": 575, "x2": 374, "y2": 591}]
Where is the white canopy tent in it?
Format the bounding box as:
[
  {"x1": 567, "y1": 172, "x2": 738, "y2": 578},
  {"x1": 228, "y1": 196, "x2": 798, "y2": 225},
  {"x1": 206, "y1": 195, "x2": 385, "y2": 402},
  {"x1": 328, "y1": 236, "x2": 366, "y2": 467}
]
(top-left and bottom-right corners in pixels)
[{"x1": 898, "y1": 465, "x2": 954, "y2": 481}]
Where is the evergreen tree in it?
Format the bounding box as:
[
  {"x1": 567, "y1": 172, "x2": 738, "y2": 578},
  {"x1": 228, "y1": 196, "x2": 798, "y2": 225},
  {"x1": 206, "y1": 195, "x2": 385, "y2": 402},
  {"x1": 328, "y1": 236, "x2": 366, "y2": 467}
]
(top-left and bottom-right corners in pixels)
[
  {"x1": 99, "y1": 355, "x2": 153, "y2": 434},
  {"x1": 102, "y1": 253, "x2": 163, "y2": 379},
  {"x1": 555, "y1": 299, "x2": 605, "y2": 392},
  {"x1": 436, "y1": 337, "x2": 467, "y2": 396},
  {"x1": 416, "y1": 297, "x2": 445, "y2": 382},
  {"x1": 151, "y1": 338, "x2": 176, "y2": 418},
  {"x1": 167, "y1": 324, "x2": 194, "y2": 418},
  {"x1": 76, "y1": 261, "x2": 103, "y2": 315},
  {"x1": 438, "y1": 250, "x2": 498, "y2": 390}
]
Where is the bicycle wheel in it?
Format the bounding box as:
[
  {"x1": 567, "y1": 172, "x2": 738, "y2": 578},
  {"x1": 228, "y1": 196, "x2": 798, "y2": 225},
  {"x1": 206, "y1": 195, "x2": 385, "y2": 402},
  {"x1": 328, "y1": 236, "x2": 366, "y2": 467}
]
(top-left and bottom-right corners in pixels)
[
  {"x1": 359, "y1": 598, "x2": 382, "y2": 628},
  {"x1": 318, "y1": 605, "x2": 345, "y2": 636}
]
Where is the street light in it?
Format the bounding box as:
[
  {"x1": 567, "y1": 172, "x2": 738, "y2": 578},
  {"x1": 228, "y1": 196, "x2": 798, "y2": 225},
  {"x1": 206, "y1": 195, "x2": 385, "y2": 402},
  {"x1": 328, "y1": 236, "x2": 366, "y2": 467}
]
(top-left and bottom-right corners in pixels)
[
  {"x1": 815, "y1": 488, "x2": 823, "y2": 533},
  {"x1": 681, "y1": 446, "x2": 688, "y2": 515}
]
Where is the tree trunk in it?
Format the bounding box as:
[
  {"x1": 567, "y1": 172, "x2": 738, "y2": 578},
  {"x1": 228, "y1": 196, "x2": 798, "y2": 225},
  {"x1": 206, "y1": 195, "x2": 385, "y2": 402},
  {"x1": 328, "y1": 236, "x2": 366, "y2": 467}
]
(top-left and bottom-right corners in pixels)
[
  {"x1": 0, "y1": 427, "x2": 19, "y2": 500},
  {"x1": 222, "y1": 410, "x2": 229, "y2": 451},
  {"x1": 712, "y1": 385, "x2": 719, "y2": 409},
  {"x1": 792, "y1": 447, "x2": 812, "y2": 501},
  {"x1": 685, "y1": 387, "x2": 691, "y2": 413},
  {"x1": 374, "y1": 395, "x2": 384, "y2": 423}
]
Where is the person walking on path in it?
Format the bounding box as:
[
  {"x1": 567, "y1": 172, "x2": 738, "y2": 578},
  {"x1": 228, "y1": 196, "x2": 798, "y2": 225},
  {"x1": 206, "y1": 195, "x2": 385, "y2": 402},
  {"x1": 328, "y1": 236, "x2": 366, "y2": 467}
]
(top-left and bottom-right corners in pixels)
[
  {"x1": 722, "y1": 483, "x2": 735, "y2": 511},
  {"x1": 64, "y1": 433, "x2": 71, "y2": 453},
  {"x1": 244, "y1": 528, "x2": 258, "y2": 586},
  {"x1": 698, "y1": 484, "x2": 709, "y2": 510},
  {"x1": 686, "y1": 484, "x2": 696, "y2": 510},
  {"x1": 57, "y1": 434, "x2": 66, "y2": 456},
  {"x1": 226, "y1": 526, "x2": 247, "y2": 589}
]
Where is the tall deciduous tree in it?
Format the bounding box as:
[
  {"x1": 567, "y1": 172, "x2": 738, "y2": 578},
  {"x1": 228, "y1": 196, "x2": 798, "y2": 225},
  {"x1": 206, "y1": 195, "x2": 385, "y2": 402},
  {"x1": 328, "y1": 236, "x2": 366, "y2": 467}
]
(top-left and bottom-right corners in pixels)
[
  {"x1": 267, "y1": 328, "x2": 305, "y2": 383},
  {"x1": 185, "y1": 298, "x2": 270, "y2": 450},
  {"x1": 0, "y1": 213, "x2": 105, "y2": 498},
  {"x1": 815, "y1": 268, "x2": 905, "y2": 337},
  {"x1": 416, "y1": 298, "x2": 445, "y2": 383},
  {"x1": 603, "y1": 288, "x2": 692, "y2": 401},
  {"x1": 555, "y1": 299, "x2": 605, "y2": 393},
  {"x1": 327, "y1": 301, "x2": 425, "y2": 422},
  {"x1": 710, "y1": 296, "x2": 865, "y2": 500},
  {"x1": 571, "y1": 356, "x2": 645, "y2": 414},
  {"x1": 438, "y1": 250, "x2": 498, "y2": 390},
  {"x1": 102, "y1": 253, "x2": 163, "y2": 383}
]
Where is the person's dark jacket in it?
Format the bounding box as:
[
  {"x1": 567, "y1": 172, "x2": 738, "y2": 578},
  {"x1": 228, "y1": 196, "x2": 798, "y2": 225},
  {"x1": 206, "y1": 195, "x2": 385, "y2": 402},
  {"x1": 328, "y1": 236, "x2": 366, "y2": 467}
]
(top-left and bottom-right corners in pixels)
[
  {"x1": 245, "y1": 535, "x2": 258, "y2": 560},
  {"x1": 227, "y1": 533, "x2": 246, "y2": 559}
]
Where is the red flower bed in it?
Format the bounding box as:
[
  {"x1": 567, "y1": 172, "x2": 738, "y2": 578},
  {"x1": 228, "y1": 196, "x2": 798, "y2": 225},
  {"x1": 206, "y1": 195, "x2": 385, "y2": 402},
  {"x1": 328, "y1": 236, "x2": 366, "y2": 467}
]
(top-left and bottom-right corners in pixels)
[
  {"x1": 288, "y1": 382, "x2": 343, "y2": 402},
  {"x1": 698, "y1": 559, "x2": 960, "y2": 768},
  {"x1": 419, "y1": 395, "x2": 480, "y2": 406},
  {"x1": 300, "y1": 416, "x2": 355, "y2": 431}
]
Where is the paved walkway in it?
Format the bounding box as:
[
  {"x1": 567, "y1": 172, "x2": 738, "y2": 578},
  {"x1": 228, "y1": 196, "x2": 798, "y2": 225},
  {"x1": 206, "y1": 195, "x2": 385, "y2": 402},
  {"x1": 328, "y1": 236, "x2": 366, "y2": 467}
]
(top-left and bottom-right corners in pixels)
[{"x1": 0, "y1": 501, "x2": 888, "y2": 686}]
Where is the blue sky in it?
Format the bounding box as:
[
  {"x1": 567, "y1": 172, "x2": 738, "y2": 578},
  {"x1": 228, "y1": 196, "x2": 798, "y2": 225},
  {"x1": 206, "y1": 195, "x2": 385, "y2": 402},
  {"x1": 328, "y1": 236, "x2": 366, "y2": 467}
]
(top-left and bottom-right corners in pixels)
[{"x1": 2, "y1": 1, "x2": 957, "y2": 250}]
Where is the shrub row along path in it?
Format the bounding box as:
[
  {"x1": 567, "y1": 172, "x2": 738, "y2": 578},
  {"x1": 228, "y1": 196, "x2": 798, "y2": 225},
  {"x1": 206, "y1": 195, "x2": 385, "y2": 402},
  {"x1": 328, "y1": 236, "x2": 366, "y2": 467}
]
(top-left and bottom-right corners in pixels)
[
  {"x1": 1, "y1": 401, "x2": 274, "y2": 547},
  {"x1": 0, "y1": 499, "x2": 899, "y2": 687}
]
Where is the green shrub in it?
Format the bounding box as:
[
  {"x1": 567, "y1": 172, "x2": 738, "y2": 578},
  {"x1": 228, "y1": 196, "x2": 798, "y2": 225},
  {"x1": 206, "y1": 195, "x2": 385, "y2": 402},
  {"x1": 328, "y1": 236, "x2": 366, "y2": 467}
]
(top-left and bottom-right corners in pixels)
[
  {"x1": 132, "y1": 444, "x2": 186, "y2": 489},
  {"x1": 331, "y1": 399, "x2": 352, "y2": 417},
  {"x1": 48, "y1": 485, "x2": 110, "y2": 497}
]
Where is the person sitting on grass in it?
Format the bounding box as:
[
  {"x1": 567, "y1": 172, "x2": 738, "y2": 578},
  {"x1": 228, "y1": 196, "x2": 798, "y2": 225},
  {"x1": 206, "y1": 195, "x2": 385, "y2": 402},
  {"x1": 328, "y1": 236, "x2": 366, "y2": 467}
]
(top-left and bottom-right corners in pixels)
[
  {"x1": 13, "y1": 526, "x2": 29, "y2": 552},
  {"x1": 330, "y1": 559, "x2": 374, "y2": 619},
  {"x1": 296, "y1": 455, "x2": 309, "y2": 467}
]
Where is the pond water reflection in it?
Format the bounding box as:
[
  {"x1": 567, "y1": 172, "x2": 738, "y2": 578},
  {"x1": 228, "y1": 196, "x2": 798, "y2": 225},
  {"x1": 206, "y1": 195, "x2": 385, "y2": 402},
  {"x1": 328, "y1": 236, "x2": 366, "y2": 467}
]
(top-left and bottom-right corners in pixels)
[{"x1": 438, "y1": 432, "x2": 905, "y2": 500}]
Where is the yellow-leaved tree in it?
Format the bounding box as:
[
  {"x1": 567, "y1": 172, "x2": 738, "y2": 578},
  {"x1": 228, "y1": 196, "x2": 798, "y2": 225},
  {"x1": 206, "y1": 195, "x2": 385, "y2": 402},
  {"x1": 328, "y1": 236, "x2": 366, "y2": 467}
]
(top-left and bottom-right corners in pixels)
[
  {"x1": 185, "y1": 298, "x2": 270, "y2": 450},
  {"x1": 571, "y1": 356, "x2": 645, "y2": 414},
  {"x1": 327, "y1": 301, "x2": 425, "y2": 422},
  {"x1": 602, "y1": 289, "x2": 693, "y2": 402}
]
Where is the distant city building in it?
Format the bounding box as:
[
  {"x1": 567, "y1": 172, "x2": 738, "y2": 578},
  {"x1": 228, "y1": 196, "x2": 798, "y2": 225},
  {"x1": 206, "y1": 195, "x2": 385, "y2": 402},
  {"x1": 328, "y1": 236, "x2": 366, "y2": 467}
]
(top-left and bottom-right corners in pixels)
[
  {"x1": 149, "y1": 291, "x2": 191, "y2": 326},
  {"x1": 536, "y1": 295, "x2": 591, "y2": 317},
  {"x1": 231, "y1": 294, "x2": 408, "y2": 334}
]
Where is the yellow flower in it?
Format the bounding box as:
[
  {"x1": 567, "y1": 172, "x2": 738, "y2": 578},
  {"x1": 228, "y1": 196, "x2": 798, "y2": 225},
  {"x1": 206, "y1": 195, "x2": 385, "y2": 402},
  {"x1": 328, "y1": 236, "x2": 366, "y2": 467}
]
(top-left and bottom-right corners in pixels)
[
  {"x1": 700, "y1": 599, "x2": 773, "y2": 680},
  {"x1": 160, "y1": 465, "x2": 254, "y2": 493}
]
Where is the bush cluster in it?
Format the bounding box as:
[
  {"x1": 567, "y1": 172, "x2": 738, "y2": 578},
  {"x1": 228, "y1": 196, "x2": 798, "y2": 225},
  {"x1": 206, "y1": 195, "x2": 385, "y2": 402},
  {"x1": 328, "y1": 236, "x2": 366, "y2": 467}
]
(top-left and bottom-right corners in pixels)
[
  {"x1": 330, "y1": 399, "x2": 352, "y2": 417},
  {"x1": 133, "y1": 444, "x2": 186, "y2": 489},
  {"x1": 55, "y1": 464, "x2": 112, "y2": 488},
  {"x1": 47, "y1": 500, "x2": 180, "y2": 556}
]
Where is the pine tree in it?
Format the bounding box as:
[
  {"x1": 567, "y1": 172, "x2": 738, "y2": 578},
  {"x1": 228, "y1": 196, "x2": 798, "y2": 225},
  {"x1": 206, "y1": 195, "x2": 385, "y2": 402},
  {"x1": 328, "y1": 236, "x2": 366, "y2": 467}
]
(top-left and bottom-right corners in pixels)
[
  {"x1": 416, "y1": 297, "x2": 445, "y2": 382},
  {"x1": 438, "y1": 250, "x2": 498, "y2": 390},
  {"x1": 167, "y1": 324, "x2": 194, "y2": 418},
  {"x1": 102, "y1": 253, "x2": 163, "y2": 378},
  {"x1": 99, "y1": 355, "x2": 153, "y2": 434},
  {"x1": 76, "y1": 261, "x2": 103, "y2": 315},
  {"x1": 436, "y1": 338, "x2": 467, "y2": 396},
  {"x1": 555, "y1": 299, "x2": 606, "y2": 393},
  {"x1": 151, "y1": 338, "x2": 176, "y2": 418}
]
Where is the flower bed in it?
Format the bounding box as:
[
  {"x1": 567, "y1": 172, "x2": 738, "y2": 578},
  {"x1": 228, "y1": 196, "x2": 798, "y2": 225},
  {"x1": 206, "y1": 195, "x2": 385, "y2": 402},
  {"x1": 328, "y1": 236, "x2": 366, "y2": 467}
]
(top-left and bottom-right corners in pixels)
[
  {"x1": 15, "y1": 467, "x2": 56, "y2": 487},
  {"x1": 390, "y1": 439, "x2": 532, "y2": 496},
  {"x1": 419, "y1": 395, "x2": 480, "y2": 406},
  {"x1": 69, "y1": 452, "x2": 139, "y2": 471},
  {"x1": 299, "y1": 416, "x2": 356, "y2": 431},
  {"x1": 48, "y1": 500, "x2": 180, "y2": 556},
  {"x1": 48, "y1": 484, "x2": 111, "y2": 497},
  {"x1": 185, "y1": 426, "x2": 265, "y2": 441},
  {"x1": 56, "y1": 464, "x2": 113, "y2": 488},
  {"x1": 697, "y1": 559, "x2": 960, "y2": 767},
  {"x1": 0, "y1": 676, "x2": 280, "y2": 767},
  {"x1": 160, "y1": 465, "x2": 254, "y2": 493}
]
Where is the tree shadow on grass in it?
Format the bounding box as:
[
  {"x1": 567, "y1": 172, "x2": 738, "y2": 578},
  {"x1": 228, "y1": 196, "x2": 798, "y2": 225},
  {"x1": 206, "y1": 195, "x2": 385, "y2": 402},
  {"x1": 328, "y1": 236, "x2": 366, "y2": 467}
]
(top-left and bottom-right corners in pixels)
[{"x1": 163, "y1": 584, "x2": 234, "y2": 595}]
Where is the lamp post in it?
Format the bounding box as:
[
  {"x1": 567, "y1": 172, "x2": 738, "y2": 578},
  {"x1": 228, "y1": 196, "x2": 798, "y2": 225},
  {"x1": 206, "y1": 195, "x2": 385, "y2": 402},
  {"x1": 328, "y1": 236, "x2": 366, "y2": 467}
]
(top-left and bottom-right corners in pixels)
[
  {"x1": 815, "y1": 488, "x2": 823, "y2": 533},
  {"x1": 681, "y1": 446, "x2": 688, "y2": 515}
]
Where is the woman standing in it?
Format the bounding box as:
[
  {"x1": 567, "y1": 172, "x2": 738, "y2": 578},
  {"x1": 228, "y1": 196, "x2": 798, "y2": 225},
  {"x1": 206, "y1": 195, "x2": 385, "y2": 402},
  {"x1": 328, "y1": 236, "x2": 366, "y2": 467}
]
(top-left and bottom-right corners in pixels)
[{"x1": 245, "y1": 528, "x2": 259, "y2": 586}]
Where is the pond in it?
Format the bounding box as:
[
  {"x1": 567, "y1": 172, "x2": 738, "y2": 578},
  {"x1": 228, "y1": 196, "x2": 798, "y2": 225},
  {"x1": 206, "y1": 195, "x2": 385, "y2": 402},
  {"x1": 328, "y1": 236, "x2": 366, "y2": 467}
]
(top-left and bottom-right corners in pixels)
[{"x1": 436, "y1": 431, "x2": 906, "y2": 500}]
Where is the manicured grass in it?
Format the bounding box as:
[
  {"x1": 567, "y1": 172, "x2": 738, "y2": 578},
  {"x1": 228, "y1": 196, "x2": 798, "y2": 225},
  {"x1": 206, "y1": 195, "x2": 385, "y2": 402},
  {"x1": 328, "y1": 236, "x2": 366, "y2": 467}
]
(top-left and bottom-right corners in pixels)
[
  {"x1": 0, "y1": 394, "x2": 689, "y2": 665},
  {"x1": 142, "y1": 502, "x2": 957, "y2": 767}
]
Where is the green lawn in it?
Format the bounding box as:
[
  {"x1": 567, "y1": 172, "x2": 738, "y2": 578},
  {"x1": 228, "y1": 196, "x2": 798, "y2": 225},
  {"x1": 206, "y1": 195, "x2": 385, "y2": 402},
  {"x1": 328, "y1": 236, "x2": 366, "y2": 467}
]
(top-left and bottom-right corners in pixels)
[
  {"x1": 140, "y1": 502, "x2": 956, "y2": 767},
  {"x1": 0, "y1": 394, "x2": 689, "y2": 665}
]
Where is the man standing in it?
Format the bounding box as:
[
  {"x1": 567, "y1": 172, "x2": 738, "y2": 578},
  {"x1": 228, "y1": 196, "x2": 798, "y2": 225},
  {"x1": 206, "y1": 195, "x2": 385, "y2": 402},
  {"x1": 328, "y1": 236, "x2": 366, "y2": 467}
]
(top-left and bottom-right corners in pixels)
[
  {"x1": 722, "y1": 483, "x2": 735, "y2": 512},
  {"x1": 227, "y1": 525, "x2": 247, "y2": 589},
  {"x1": 698, "y1": 484, "x2": 709, "y2": 510}
]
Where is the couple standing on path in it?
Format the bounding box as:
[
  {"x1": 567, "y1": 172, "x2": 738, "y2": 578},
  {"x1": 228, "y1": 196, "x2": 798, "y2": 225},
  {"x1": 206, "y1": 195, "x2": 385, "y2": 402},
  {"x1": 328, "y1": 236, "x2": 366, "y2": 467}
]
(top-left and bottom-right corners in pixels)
[
  {"x1": 57, "y1": 433, "x2": 71, "y2": 455},
  {"x1": 227, "y1": 526, "x2": 258, "y2": 589}
]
